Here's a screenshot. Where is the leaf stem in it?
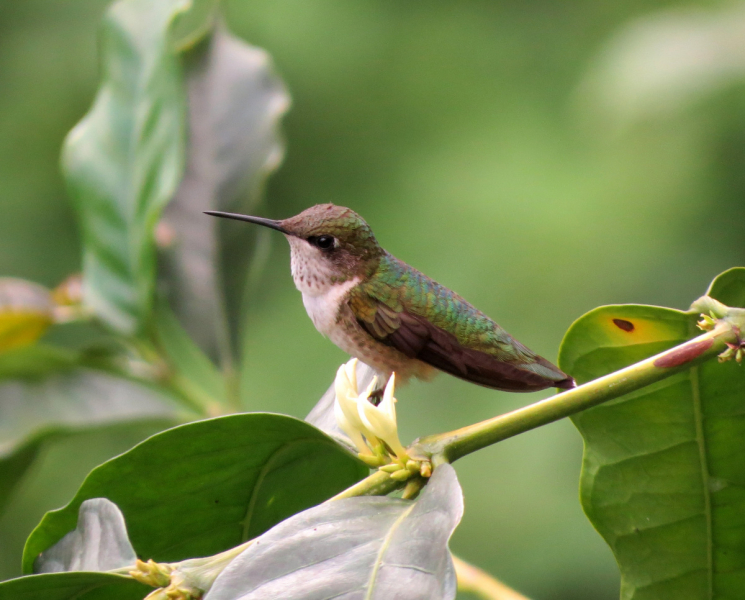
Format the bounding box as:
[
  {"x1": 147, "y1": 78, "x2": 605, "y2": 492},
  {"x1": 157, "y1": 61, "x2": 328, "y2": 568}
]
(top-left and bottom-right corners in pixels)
[
  {"x1": 415, "y1": 323, "x2": 737, "y2": 465},
  {"x1": 329, "y1": 470, "x2": 401, "y2": 500},
  {"x1": 453, "y1": 555, "x2": 531, "y2": 600},
  {"x1": 166, "y1": 372, "x2": 225, "y2": 417}
]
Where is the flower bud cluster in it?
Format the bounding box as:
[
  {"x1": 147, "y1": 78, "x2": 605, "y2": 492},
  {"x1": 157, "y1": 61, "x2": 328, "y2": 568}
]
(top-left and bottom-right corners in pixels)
[
  {"x1": 130, "y1": 543, "x2": 250, "y2": 600},
  {"x1": 719, "y1": 341, "x2": 745, "y2": 364},
  {"x1": 697, "y1": 312, "x2": 718, "y2": 332}
]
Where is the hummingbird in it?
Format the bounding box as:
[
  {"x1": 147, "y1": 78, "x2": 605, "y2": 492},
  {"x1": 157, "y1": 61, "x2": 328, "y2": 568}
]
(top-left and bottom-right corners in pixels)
[{"x1": 206, "y1": 204, "x2": 574, "y2": 393}]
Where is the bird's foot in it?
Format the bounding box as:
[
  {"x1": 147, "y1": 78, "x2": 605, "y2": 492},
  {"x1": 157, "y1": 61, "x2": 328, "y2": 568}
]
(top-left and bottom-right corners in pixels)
[{"x1": 368, "y1": 387, "x2": 384, "y2": 406}]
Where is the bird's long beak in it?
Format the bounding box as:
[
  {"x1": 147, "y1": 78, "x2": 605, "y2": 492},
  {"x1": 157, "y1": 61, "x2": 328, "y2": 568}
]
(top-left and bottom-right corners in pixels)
[{"x1": 204, "y1": 210, "x2": 288, "y2": 234}]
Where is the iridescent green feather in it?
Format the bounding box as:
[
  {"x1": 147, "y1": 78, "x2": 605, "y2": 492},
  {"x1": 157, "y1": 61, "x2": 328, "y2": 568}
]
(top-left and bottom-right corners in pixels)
[{"x1": 352, "y1": 253, "x2": 541, "y2": 366}]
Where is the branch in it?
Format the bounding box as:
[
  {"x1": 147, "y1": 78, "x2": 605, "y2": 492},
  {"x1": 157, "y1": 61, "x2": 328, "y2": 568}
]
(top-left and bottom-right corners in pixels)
[
  {"x1": 453, "y1": 555, "x2": 531, "y2": 600},
  {"x1": 413, "y1": 319, "x2": 739, "y2": 465}
]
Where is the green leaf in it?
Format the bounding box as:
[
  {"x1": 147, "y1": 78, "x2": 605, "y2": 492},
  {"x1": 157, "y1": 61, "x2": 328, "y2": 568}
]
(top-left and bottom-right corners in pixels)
[
  {"x1": 205, "y1": 464, "x2": 462, "y2": 600},
  {"x1": 0, "y1": 364, "x2": 180, "y2": 515},
  {"x1": 558, "y1": 270, "x2": 745, "y2": 599},
  {"x1": 0, "y1": 573, "x2": 148, "y2": 600},
  {"x1": 705, "y1": 267, "x2": 745, "y2": 310},
  {"x1": 0, "y1": 344, "x2": 79, "y2": 381},
  {"x1": 23, "y1": 413, "x2": 368, "y2": 574},
  {"x1": 1, "y1": 367, "x2": 179, "y2": 451},
  {"x1": 0, "y1": 434, "x2": 44, "y2": 515},
  {"x1": 153, "y1": 301, "x2": 227, "y2": 409},
  {"x1": 158, "y1": 24, "x2": 289, "y2": 363},
  {"x1": 62, "y1": 0, "x2": 195, "y2": 335}
]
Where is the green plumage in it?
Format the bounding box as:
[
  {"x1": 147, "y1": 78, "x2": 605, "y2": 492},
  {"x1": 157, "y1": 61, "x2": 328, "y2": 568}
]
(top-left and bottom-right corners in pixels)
[{"x1": 349, "y1": 253, "x2": 567, "y2": 383}]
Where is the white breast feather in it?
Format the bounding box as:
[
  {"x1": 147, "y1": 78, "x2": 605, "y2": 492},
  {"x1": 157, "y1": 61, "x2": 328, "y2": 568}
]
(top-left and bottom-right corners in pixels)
[{"x1": 302, "y1": 278, "x2": 360, "y2": 337}]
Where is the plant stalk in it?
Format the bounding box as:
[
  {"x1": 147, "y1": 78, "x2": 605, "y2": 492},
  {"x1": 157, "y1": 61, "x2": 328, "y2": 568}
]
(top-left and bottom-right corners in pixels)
[
  {"x1": 416, "y1": 322, "x2": 736, "y2": 464},
  {"x1": 329, "y1": 470, "x2": 402, "y2": 500},
  {"x1": 453, "y1": 555, "x2": 531, "y2": 600}
]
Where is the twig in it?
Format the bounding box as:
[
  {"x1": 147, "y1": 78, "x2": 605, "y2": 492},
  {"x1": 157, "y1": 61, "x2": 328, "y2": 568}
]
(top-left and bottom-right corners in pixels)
[{"x1": 453, "y1": 555, "x2": 531, "y2": 600}]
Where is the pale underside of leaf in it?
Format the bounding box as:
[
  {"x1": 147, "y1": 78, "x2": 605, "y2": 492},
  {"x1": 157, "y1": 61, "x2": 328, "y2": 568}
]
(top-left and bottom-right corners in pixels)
[
  {"x1": 158, "y1": 24, "x2": 289, "y2": 363},
  {"x1": 35, "y1": 498, "x2": 136, "y2": 574},
  {"x1": 205, "y1": 464, "x2": 463, "y2": 600}
]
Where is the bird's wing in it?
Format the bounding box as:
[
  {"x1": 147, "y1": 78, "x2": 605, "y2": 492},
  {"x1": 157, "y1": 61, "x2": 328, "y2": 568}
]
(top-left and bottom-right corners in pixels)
[{"x1": 347, "y1": 286, "x2": 573, "y2": 392}]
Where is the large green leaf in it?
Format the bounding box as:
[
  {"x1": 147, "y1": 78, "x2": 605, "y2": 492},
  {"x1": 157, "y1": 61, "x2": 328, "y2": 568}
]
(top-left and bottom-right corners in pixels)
[
  {"x1": 0, "y1": 573, "x2": 147, "y2": 600},
  {"x1": 62, "y1": 0, "x2": 208, "y2": 335},
  {"x1": 23, "y1": 413, "x2": 368, "y2": 574},
  {"x1": 558, "y1": 268, "x2": 745, "y2": 600}
]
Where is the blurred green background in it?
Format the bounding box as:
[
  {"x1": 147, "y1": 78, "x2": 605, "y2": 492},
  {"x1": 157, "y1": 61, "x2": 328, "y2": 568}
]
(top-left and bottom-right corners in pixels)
[{"x1": 1, "y1": 1, "x2": 744, "y2": 598}]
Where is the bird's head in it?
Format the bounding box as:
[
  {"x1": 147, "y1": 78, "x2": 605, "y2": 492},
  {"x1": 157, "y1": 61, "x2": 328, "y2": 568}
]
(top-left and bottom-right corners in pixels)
[{"x1": 206, "y1": 204, "x2": 384, "y2": 284}]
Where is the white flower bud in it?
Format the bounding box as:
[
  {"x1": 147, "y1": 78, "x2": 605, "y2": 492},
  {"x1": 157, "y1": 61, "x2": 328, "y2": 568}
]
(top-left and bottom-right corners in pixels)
[
  {"x1": 333, "y1": 359, "x2": 377, "y2": 453},
  {"x1": 356, "y1": 373, "x2": 409, "y2": 461}
]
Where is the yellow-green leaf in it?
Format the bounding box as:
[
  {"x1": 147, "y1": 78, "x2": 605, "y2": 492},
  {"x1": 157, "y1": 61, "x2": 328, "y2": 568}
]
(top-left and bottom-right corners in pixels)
[{"x1": 0, "y1": 278, "x2": 54, "y2": 352}]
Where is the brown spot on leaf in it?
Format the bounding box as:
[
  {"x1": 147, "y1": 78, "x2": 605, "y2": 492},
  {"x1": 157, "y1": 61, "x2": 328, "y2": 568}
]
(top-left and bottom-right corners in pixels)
[
  {"x1": 654, "y1": 338, "x2": 713, "y2": 368},
  {"x1": 613, "y1": 318, "x2": 634, "y2": 332}
]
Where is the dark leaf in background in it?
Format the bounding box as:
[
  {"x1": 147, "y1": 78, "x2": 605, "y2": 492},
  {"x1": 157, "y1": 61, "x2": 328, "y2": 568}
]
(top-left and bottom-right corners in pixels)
[
  {"x1": 35, "y1": 498, "x2": 136, "y2": 574},
  {"x1": 205, "y1": 463, "x2": 462, "y2": 600},
  {"x1": 0, "y1": 572, "x2": 147, "y2": 600},
  {"x1": 0, "y1": 367, "x2": 179, "y2": 447},
  {"x1": 559, "y1": 268, "x2": 745, "y2": 599},
  {"x1": 153, "y1": 301, "x2": 228, "y2": 410},
  {"x1": 0, "y1": 359, "x2": 180, "y2": 516},
  {"x1": 0, "y1": 436, "x2": 45, "y2": 517},
  {"x1": 23, "y1": 413, "x2": 367, "y2": 574},
  {"x1": 158, "y1": 23, "x2": 289, "y2": 364},
  {"x1": 0, "y1": 344, "x2": 79, "y2": 382}
]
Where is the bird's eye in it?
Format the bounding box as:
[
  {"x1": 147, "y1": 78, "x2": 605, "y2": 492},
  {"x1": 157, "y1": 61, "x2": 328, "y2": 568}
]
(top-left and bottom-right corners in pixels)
[{"x1": 310, "y1": 235, "x2": 336, "y2": 250}]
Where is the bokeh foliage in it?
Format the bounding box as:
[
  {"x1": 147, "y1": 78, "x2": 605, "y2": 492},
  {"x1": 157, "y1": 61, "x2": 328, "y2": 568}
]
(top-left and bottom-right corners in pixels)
[{"x1": 2, "y1": 0, "x2": 745, "y2": 598}]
